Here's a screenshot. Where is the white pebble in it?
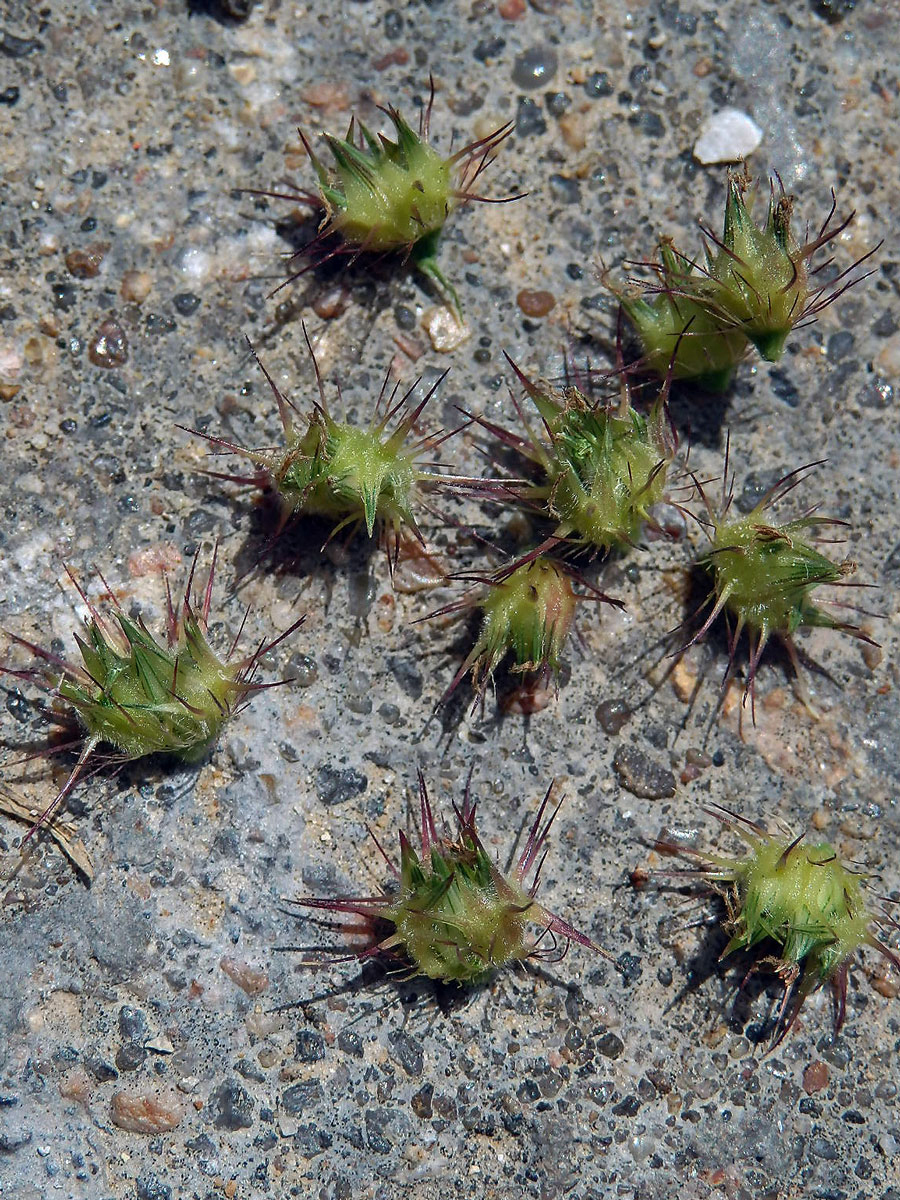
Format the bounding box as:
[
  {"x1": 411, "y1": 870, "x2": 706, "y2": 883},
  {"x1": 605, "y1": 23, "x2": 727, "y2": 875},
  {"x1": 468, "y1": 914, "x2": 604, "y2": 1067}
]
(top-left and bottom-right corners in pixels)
[
  {"x1": 176, "y1": 247, "x2": 212, "y2": 281},
  {"x1": 693, "y1": 108, "x2": 762, "y2": 165}
]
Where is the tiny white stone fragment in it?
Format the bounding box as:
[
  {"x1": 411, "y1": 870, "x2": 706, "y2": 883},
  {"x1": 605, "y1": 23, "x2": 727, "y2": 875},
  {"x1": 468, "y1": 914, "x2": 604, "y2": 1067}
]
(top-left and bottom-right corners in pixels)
[{"x1": 693, "y1": 108, "x2": 762, "y2": 165}]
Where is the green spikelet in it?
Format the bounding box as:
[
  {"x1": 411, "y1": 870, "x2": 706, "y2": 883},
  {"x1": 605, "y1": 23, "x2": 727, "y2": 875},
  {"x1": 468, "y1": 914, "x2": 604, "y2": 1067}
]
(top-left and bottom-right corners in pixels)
[
  {"x1": 7, "y1": 554, "x2": 302, "y2": 768},
  {"x1": 706, "y1": 171, "x2": 871, "y2": 362},
  {"x1": 475, "y1": 362, "x2": 676, "y2": 556},
  {"x1": 194, "y1": 335, "x2": 453, "y2": 559},
  {"x1": 610, "y1": 172, "x2": 873, "y2": 384},
  {"x1": 669, "y1": 805, "x2": 899, "y2": 1043},
  {"x1": 434, "y1": 556, "x2": 578, "y2": 699},
  {"x1": 617, "y1": 238, "x2": 748, "y2": 391},
  {"x1": 688, "y1": 458, "x2": 871, "y2": 710},
  {"x1": 298, "y1": 93, "x2": 515, "y2": 313},
  {"x1": 707, "y1": 172, "x2": 807, "y2": 361},
  {"x1": 426, "y1": 555, "x2": 621, "y2": 703},
  {"x1": 295, "y1": 773, "x2": 614, "y2": 985}
]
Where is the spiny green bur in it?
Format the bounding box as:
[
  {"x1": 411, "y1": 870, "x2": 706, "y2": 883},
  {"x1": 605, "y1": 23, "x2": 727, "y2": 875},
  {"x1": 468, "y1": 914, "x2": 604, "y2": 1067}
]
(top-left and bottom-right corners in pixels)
[
  {"x1": 271, "y1": 405, "x2": 426, "y2": 542},
  {"x1": 708, "y1": 173, "x2": 807, "y2": 361},
  {"x1": 7, "y1": 556, "x2": 301, "y2": 779},
  {"x1": 61, "y1": 605, "x2": 240, "y2": 762},
  {"x1": 205, "y1": 343, "x2": 447, "y2": 551},
  {"x1": 486, "y1": 368, "x2": 675, "y2": 554},
  {"x1": 682, "y1": 808, "x2": 898, "y2": 1039},
  {"x1": 440, "y1": 557, "x2": 578, "y2": 699},
  {"x1": 688, "y1": 464, "x2": 869, "y2": 708},
  {"x1": 3, "y1": 558, "x2": 302, "y2": 859},
  {"x1": 297, "y1": 774, "x2": 612, "y2": 984},
  {"x1": 302, "y1": 102, "x2": 513, "y2": 312},
  {"x1": 312, "y1": 111, "x2": 453, "y2": 253},
  {"x1": 614, "y1": 172, "x2": 867, "y2": 385},
  {"x1": 619, "y1": 239, "x2": 748, "y2": 391},
  {"x1": 708, "y1": 510, "x2": 849, "y2": 643}
]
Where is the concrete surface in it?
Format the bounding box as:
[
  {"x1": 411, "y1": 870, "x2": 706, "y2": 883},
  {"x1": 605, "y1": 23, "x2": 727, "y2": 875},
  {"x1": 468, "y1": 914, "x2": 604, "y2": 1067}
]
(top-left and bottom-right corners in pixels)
[{"x1": 1, "y1": 1, "x2": 899, "y2": 1197}]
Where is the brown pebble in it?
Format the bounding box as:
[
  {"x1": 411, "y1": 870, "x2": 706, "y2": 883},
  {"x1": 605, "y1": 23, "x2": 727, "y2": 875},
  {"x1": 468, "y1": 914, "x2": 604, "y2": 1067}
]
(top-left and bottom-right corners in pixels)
[
  {"x1": 88, "y1": 317, "x2": 128, "y2": 369},
  {"x1": 516, "y1": 288, "x2": 556, "y2": 318},
  {"x1": 312, "y1": 284, "x2": 350, "y2": 320},
  {"x1": 300, "y1": 81, "x2": 350, "y2": 108},
  {"x1": 596, "y1": 698, "x2": 631, "y2": 735},
  {"x1": 614, "y1": 746, "x2": 677, "y2": 800},
  {"x1": 0, "y1": 384, "x2": 20, "y2": 401},
  {"x1": 392, "y1": 536, "x2": 447, "y2": 593},
  {"x1": 373, "y1": 47, "x2": 409, "y2": 70},
  {"x1": 861, "y1": 639, "x2": 882, "y2": 670},
  {"x1": 502, "y1": 678, "x2": 554, "y2": 714},
  {"x1": 120, "y1": 270, "x2": 152, "y2": 304},
  {"x1": 872, "y1": 966, "x2": 900, "y2": 999},
  {"x1": 559, "y1": 110, "x2": 588, "y2": 150},
  {"x1": 58, "y1": 1067, "x2": 92, "y2": 1107},
  {"x1": 802, "y1": 1061, "x2": 829, "y2": 1094},
  {"x1": 110, "y1": 1089, "x2": 185, "y2": 1133},
  {"x1": 629, "y1": 866, "x2": 649, "y2": 891},
  {"x1": 220, "y1": 955, "x2": 269, "y2": 996},
  {"x1": 499, "y1": 0, "x2": 526, "y2": 17},
  {"x1": 65, "y1": 242, "x2": 110, "y2": 279},
  {"x1": 128, "y1": 542, "x2": 182, "y2": 578}
]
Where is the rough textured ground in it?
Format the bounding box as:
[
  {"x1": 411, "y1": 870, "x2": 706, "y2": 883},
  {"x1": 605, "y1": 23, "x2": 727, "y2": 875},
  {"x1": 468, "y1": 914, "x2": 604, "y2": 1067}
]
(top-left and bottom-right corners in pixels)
[{"x1": 1, "y1": 1, "x2": 899, "y2": 1197}]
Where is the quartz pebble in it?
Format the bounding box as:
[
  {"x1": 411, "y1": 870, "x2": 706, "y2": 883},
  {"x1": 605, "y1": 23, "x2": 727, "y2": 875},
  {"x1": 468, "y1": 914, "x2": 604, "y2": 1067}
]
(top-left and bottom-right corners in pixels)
[
  {"x1": 693, "y1": 108, "x2": 762, "y2": 165},
  {"x1": 421, "y1": 306, "x2": 470, "y2": 352},
  {"x1": 121, "y1": 270, "x2": 152, "y2": 303}
]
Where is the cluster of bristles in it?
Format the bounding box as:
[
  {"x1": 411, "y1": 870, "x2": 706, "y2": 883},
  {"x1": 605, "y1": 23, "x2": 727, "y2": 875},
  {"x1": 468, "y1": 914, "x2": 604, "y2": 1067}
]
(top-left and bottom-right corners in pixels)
[
  {"x1": 2, "y1": 100, "x2": 876, "y2": 822},
  {"x1": 288, "y1": 791, "x2": 898, "y2": 1046},
  {"x1": 235, "y1": 107, "x2": 877, "y2": 714},
  {"x1": 0, "y1": 88, "x2": 893, "y2": 1047}
]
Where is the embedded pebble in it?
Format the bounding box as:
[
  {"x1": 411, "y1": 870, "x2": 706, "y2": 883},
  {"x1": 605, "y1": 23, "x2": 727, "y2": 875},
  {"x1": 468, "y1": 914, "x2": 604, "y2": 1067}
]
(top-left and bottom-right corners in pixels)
[
  {"x1": 312, "y1": 284, "x2": 349, "y2": 320},
  {"x1": 316, "y1": 764, "x2": 367, "y2": 806},
  {"x1": 110, "y1": 1090, "x2": 185, "y2": 1133},
  {"x1": 613, "y1": 745, "x2": 676, "y2": 799},
  {"x1": 803, "y1": 1061, "x2": 830, "y2": 1094},
  {"x1": 693, "y1": 108, "x2": 762, "y2": 164},
  {"x1": 121, "y1": 270, "x2": 152, "y2": 303},
  {"x1": 220, "y1": 956, "x2": 269, "y2": 995},
  {"x1": 88, "y1": 317, "x2": 128, "y2": 368},
  {"x1": 511, "y1": 45, "x2": 558, "y2": 90},
  {"x1": 516, "y1": 289, "x2": 556, "y2": 318},
  {"x1": 597, "y1": 699, "x2": 632, "y2": 735},
  {"x1": 421, "y1": 306, "x2": 470, "y2": 352},
  {"x1": 65, "y1": 242, "x2": 110, "y2": 278},
  {"x1": 876, "y1": 334, "x2": 900, "y2": 379}
]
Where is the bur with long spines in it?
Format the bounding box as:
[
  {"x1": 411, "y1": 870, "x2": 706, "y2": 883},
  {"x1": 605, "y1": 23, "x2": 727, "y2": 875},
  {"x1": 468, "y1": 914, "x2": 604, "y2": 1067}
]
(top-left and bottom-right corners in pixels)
[
  {"x1": 424, "y1": 554, "x2": 622, "y2": 704},
  {"x1": 664, "y1": 805, "x2": 900, "y2": 1045},
  {"x1": 611, "y1": 171, "x2": 877, "y2": 387},
  {"x1": 249, "y1": 83, "x2": 516, "y2": 315},
  {"x1": 291, "y1": 772, "x2": 615, "y2": 984},
  {"x1": 685, "y1": 453, "x2": 874, "y2": 716},
  {"x1": 187, "y1": 332, "x2": 458, "y2": 568},
  {"x1": 2, "y1": 552, "x2": 304, "y2": 843},
  {"x1": 471, "y1": 359, "x2": 676, "y2": 558},
  {"x1": 617, "y1": 238, "x2": 748, "y2": 392}
]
